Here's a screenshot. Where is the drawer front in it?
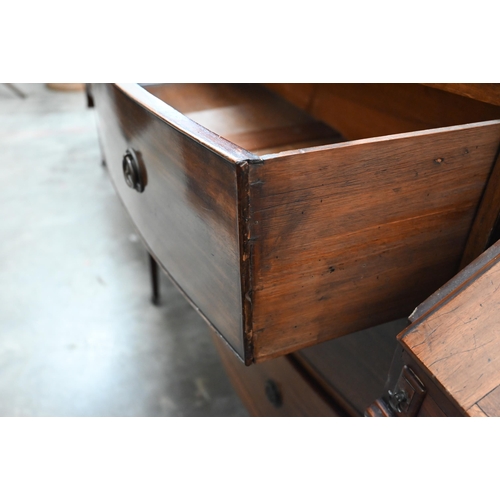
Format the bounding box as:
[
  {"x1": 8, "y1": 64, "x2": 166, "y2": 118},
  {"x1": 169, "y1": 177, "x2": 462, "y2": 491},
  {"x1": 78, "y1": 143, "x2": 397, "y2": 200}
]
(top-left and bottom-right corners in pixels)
[
  {"x1": 92, "y1": 83, "x2": 249, "y2": 359},
  {"x1": 212, "y1": 330, "x2": 343, "y2": 416}
]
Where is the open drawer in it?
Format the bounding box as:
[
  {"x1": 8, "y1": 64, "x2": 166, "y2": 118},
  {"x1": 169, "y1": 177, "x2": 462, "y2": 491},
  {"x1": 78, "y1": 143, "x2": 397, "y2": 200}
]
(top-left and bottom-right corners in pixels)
[{"x1": 91, "y1": 83, "x2": 500, "y2": 364}]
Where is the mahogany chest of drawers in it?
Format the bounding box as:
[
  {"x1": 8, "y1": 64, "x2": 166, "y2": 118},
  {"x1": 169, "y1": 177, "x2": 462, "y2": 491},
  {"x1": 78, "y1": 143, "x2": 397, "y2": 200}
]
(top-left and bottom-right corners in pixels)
[{"x1": 90, "y1": 83, "x2": 500, "y2": 416}]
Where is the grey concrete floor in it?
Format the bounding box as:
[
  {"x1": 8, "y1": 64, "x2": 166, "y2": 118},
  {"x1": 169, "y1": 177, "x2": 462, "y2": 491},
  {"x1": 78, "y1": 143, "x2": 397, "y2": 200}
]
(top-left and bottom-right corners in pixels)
[{"x1": 0, "y1": 83, "x2": 248, "y2": 416}]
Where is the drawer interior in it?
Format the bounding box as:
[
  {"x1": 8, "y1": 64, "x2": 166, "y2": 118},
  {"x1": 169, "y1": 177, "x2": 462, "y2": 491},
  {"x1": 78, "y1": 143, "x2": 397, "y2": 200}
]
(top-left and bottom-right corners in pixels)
[
  {"x1": 263, "y1": 83, "x2": 500, "y2": 141},
  {"x1": 126, "y1": 83, "x2": 500, "y2": 362},
  {"x1": 143, "y1": 83, "x2": 500, "y2": 156},
  {"x1": 143, "y1": 83, "x2": 344, "y2": 155}
]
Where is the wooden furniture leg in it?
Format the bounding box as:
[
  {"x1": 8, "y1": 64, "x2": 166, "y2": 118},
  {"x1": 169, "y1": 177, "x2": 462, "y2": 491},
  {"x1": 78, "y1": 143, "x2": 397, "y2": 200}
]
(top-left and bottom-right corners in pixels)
[{"x1": 149, "y1": 253, "x2": 160, "y2": 305}]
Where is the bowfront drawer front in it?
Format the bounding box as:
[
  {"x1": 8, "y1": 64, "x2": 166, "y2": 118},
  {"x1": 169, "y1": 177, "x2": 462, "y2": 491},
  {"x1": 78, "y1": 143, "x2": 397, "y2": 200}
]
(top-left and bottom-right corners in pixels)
[
  {"x1": 92, "y1": 83, "x2": 253, "y2": 359},
  {"x1": 93, "y1": 83, "x2": 500, "y2": 364}
]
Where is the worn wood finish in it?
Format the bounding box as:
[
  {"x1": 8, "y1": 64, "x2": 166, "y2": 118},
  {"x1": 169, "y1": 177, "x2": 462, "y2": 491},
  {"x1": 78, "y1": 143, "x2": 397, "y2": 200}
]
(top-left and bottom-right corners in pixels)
[
  {"x1": 366, "y1": 243, "x2": 500, "y2": 416},
  {"x1": 399, "y1": 240, "x2": 500, "y2": 416},
  {"x1": 460, "y1": 148, "x2": 500, "y2": 268},
  {"x1": 92, "y1": 83, "x2": 252, "y2": 359},
  {"x1": 94, "y1": 82, "x2": 500, "y2": 364},
  {"x1": 211, "y1": 329, "x2": 344, "y2": 416},
  {"x1": 295, "y1": 318, "x2": 406, "y2": 415},
  {"x1": 422, "y1": 84, "x2": 500, "y2": 107},
  {"x1": 249, "y1": 122, "x2": 500, "y2": 360},
  {"x1": 266, "y1": 84, "x2": 500, "y2": 141}
]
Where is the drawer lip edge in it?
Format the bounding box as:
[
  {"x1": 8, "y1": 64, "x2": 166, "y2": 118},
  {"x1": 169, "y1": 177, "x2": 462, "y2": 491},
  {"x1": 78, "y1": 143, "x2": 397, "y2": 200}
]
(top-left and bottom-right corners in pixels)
[
  {"x1": 259, "y1": 118, "x2": 500, "y2": 161},
  {"x1": 114, "y1": 83, "x2": 261, "y2": 165}
]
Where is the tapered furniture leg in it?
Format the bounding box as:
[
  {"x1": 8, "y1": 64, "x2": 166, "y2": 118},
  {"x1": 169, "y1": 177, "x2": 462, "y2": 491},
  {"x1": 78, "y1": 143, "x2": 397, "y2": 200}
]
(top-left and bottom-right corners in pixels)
[{"x1": 149, "y1": 253, "x2": 160, "y2": 305}]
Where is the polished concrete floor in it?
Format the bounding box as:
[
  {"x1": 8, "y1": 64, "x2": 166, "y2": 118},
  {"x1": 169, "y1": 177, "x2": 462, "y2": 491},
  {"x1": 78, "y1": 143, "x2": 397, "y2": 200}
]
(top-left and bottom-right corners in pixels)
[{"x1": 0, "y1": 83, "x2": 248, "y2": 416}]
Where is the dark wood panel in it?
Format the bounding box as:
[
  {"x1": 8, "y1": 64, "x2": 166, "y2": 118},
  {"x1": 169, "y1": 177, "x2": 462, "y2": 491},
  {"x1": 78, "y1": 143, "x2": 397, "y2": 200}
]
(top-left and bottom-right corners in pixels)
[
  {"x1": 410, "y1": 238, "x2": 500, "y2": 323},
  {"x1": 460, "y1": 148, "x2": 500, "y2": 268},
  {"x1": 295, "y1": 319, "x2": 406, "y2": 415},
  {"x1": 248, "y1": 121, "x2": 500, "y2": 360},
  {"x1": 422, "y1": 84, "x2": 500, "y2": 107},
  {"x1": 399, "y1": 240, "x2": 500, "y2": 414},
  {"x1": 468, "y1": 404, "x2": 488, "y2": 417},
  {"x1": 262, "y1": 83, "x2": 317, "y2": 112},
  {"x1": 415, "y1": 394, "x2": 448, "y2": 417},
  {"x1": 92, "y1": 83, "x2": 248, "y2": 359},
  {"x1": 308, "y1": 84, "x2": 500, "y2": 141},
  {"x1": 212, "y1": 330, "x2": 344, "y2": 417},
  {"x1": 95, "y1": 82, "x2": 500, "y2": 366}
]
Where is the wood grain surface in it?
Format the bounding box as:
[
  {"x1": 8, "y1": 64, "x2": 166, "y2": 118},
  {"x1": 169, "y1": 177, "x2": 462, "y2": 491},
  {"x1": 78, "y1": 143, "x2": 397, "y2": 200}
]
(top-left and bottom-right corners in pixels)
[
  {"x1": 265, "y1": 84, "x2": 500, "y2": 141},
  {"x1": 422, "y1": 84, "x2": 500, "y2": 107},
  {"x1": 249, "y1": 121, "x2": 500, "y2": 360},
  {"x1": 92, "y1": 83, "x2": 251, "y2": 359},
  {"x1": 211, "y1": 329, "x2": 344, "y2": 416},
  {"x1": 399, "y1": 240, "x2": 500, "y2": 415},
  {"x1": 467, "y1": 404, "x2": 488, "y2": 417},
  {"x1": 94, "y1": 82, "x2": 500, "y2": 365},
  {"x1": 415, "y1": 394, "x2": 448, "y2": 416}
]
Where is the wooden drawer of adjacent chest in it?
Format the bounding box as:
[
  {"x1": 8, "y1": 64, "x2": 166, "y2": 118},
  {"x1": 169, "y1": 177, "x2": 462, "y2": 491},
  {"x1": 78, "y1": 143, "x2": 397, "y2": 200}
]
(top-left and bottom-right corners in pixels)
[
  {"x1": 367, "y1": 240, "x2": 500, "y2": 417},
  {"x1": 92, "y1": 83, "x2": 500, "y2": 365},
  {"x1": 211, "y1": 329, "x2": 343, "y2": 416}
]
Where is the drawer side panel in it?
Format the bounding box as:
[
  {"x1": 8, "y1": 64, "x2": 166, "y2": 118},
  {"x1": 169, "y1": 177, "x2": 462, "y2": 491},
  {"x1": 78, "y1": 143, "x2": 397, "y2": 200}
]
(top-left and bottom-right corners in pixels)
[{"x1": 93, "y1": 84, "x2": 245, "y2": 359}]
